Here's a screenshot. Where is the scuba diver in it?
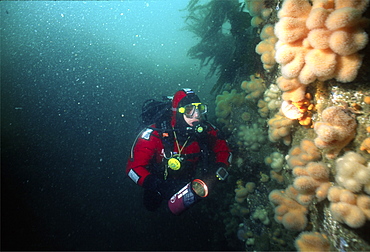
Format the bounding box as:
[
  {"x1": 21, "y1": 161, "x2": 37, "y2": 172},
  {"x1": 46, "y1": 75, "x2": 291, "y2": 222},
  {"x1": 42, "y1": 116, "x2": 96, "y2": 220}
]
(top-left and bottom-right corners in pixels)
[{"x1": 126, "y1": 88, "x2": 231, "y2": 214}]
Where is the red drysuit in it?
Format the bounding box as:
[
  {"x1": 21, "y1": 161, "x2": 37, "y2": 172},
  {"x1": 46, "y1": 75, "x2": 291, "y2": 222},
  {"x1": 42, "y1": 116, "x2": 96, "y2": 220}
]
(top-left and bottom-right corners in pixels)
[{"x1": 126, "y1": 88, "x2": 231, "y2": 197}]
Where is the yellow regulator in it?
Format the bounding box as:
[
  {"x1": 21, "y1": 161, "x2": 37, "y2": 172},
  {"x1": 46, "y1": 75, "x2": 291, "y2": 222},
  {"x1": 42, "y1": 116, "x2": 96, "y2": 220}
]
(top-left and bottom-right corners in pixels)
[{"x1": 168, "y1": 157, "x2": 181, "y2": 170}]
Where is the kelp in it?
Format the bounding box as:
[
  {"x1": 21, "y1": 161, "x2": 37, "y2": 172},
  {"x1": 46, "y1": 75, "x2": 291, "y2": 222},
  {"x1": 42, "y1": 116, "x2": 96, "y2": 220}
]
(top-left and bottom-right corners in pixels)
[{"x1": 183, "y1": 0, "x2": 258, "y2": 94}]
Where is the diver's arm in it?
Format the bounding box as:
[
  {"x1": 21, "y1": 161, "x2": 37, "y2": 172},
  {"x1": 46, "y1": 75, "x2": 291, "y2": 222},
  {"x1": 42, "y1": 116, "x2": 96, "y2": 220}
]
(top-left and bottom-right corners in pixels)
[
  {"x1": 208, "y1": 126, "x2": 232, "y2": 168},
  {"x1": 126, "y1": 128, "x2": 162, "y2": 186}
]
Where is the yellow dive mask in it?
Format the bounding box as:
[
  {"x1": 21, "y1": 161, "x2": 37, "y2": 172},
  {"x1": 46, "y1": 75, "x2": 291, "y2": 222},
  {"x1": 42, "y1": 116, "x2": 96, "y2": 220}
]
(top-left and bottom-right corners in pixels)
[{"x1": 178, "y1": 103, "x2": 208, "y2": 118}]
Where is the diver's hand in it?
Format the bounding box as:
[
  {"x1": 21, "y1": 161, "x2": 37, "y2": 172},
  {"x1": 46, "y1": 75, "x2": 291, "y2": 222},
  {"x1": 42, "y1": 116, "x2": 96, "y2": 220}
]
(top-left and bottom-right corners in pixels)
[
  {"x1": 143, "y1": 175, "x2": 187, "y2": 200},
  {"x1": 157, "y1": 178, "x2": 188, "y2": 200}
]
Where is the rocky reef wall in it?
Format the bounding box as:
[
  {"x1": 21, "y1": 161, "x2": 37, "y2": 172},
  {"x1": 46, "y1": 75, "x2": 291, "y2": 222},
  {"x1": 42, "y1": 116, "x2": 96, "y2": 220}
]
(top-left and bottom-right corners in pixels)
[{"x1": 186, "y1": 0, "x2": 370, "y2": 251}]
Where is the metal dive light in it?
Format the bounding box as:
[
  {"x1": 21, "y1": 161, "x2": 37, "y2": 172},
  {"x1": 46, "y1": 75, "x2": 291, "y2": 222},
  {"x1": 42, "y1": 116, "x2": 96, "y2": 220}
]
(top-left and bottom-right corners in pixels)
[{"x1": 168, "y1": 179, "x2": 208, "y2": 215}]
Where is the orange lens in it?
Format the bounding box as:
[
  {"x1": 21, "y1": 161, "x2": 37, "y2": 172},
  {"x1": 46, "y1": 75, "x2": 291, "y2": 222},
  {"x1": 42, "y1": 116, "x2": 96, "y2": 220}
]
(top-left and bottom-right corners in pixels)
[{"x1": 191, "y1": 179, "x2": 209, "y2": 197}]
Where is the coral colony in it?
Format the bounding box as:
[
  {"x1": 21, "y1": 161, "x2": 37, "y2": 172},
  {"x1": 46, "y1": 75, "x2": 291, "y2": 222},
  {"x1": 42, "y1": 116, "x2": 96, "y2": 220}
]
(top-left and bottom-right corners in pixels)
[{"x1": 208, "y1": 0, "x2": 370, "y2": 251}]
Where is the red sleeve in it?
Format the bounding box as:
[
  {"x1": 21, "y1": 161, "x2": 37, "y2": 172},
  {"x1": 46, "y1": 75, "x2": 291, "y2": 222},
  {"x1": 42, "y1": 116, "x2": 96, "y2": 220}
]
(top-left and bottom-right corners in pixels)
[
  {"x1": 207, "y1": 125, "x2": 232, "y2": 167},
  {"x1": 126, "y1": 128, "x2": 163, "y2": 186}
]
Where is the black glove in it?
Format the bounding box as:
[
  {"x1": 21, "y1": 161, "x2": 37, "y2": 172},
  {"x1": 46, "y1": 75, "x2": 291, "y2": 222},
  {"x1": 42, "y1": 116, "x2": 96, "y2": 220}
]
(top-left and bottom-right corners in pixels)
[
  {"x1": 142, "y1": 174, "x2": 162, "y2": 192},
  {"x1": 143, "y1": 174, "x2": 187, "y2": 200},
  {"x1": 158, "y1": 178, "x2": 188, "y2": 200}
]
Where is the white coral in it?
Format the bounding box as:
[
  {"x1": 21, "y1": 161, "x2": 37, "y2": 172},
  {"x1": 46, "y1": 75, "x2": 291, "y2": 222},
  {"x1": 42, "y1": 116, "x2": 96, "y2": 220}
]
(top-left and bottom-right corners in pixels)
[{"x1": 336, "y1": 151, "x2": 370, "y2": 194}]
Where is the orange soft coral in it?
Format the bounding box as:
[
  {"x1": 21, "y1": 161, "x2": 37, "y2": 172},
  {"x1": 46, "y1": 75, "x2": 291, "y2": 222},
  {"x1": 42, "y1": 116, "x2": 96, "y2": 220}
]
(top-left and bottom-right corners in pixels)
[
  {"x1": 269, "y1": 186, "x2": 308, "y2": 231},
  {"x1": 333, "y1": 0, "x2": 370, "y2": 11},
  {"x1": 307, "y1": 28, "x2": 332, "y2": 49},
  {"x1": 278, "y1": 0, "x2": 312, "y2": 19},
  {"x1": 314, "y1": 106, "x2": 357, "y2": 159},
  {"x1": 329, "y1": 27, "x2": 368, "y2": 56},
  {"x1": 257, "y1": 99, "x2": 269, "y2": 118},
  {"x1": 235, "y1": 182, "x2": 256, "y2": 203},
  {"x1": 275, "y1": 42, "x2": 309, "y2": 80},
  {"x1": 306, "y1": 6, "x2": 332, "y2": 30},
  {"x1": 244, "y1": 0, "x2": 273, "y2": 27},
  {"x1": 360, "y1": 127, "x2": 370, "y2": 153},
  {"x1": 241, "y1": 75, "x2": 266, "y2": 102},
  {"x1": 268, "y1": 112, "x2": 295, "y2": 145},
  {"x1": 287, "y1": 139, "x2": 322, "y2": 169},
  {"x1": 274, "y1": 0, "x2": 369, "y2": 84},
  {"x1": 292, "y1": 162, "x2": 332, "y2": 205},
  {"x1": 256, "y1": 24, "x2": 278, "y2": 71},
  {"x1": 328, "y1": 186, "x2": 370, "y2": 228},
  {"x1": 360, "y1": 138, "x2": 370, "y2": 153},
  {"x1": 281, "y1": 93, "x2": 315, "y2": 127},
  {"x1": 334, "y1": 53, "x2": 364, "y2": 82},
  {"x1": 276, "y1": 76, "x2": 307, "y2": 102},
  {"x1": 295, "y1": 232, "x2": 331, "y2": 252}
]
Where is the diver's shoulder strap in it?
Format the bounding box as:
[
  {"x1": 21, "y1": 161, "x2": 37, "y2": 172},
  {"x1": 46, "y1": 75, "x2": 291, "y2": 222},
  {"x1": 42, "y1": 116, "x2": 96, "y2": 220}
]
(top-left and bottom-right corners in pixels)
[{"x1": 150, "y1": 120, "x2": 174, "y2": 159}]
